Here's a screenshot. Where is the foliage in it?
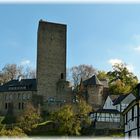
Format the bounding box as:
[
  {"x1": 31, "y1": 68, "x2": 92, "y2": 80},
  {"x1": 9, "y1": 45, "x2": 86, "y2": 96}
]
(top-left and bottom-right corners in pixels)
[
  {"x1": 0, "y1": 127, "x2": 26, "y2": 137},
  {"x1": 107, "y1": 63, "x2": 138, "y2": 94},
  {"x1": 1, "y1": 115, "x2": 16, "y2": 124},
  {"x1": 50, "y1": 105, "x2": 81, "y2": 136},
  {"x1": 77, "y1": 99, "x2": 92, "y2": 116},
  {"x1": 70, "y1": 64, "x2": 97, "y2": 87},
  {"x1": 50, "y1": 100, "x2": 92, "y2": 136},
  {"x1": 16, "y1": 103, "x2": 42, "y2": 133},
  {"x1": 76, "y1": 99, "x2": 92, "y2": 129},
  {"x1": 97, "y1": 70, "x2": 108, "y2": 80}
]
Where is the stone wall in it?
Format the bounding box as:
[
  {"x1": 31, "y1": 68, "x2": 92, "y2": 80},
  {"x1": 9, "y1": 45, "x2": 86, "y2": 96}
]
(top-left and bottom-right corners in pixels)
[
  {"x1": 37, "y1": 20, "x2": 67, "y2": 103},
  {"x1": 0, "y1": 91, "x2": 36, "y2": 115},
  {"x1": 87, "y1": 85, "x2": 104, "y2": 110},
  {"x1": 95, "y1": 122, "x2": 120, "y2": 129}
]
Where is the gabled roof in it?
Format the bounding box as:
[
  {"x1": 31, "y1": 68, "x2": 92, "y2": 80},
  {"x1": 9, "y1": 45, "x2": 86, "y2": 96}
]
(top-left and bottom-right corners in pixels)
[
  {"x1": 96, "y1": 109, "x2": 120, "y2": 114},
  {"x1": 113, "y1": 94, "x2": 128, "y2": 105},
  {"x1": 83, "y1": 75, "x2": 103, "y2": 86},
  {"x1": 0, "y1": 79, "x2": 37, "y2": 92},
  {"x1": 109, "y1": 95, "x2": 120, "y2": 101}
]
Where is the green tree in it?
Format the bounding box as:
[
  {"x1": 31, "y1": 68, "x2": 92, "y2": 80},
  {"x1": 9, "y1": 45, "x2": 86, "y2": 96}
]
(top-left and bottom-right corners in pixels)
[
  {"x1": 50, "y1": 100, "x2": 92, "y2": 136},
  {"x1": 97, "y1": 70, "x2": 108, "y2": 80},
  {"x1": 107, "y1": 63, "x2": 138, "y2": 94},
  {"x1": 76, "y1": 99, "x2": 92, "y2": 128},
  {"x1": 50, "y1": 105, "x2": 81, "y2": 136},
  {"x1": 16, "y1": 103, "x2": 42, "y2": 133}
]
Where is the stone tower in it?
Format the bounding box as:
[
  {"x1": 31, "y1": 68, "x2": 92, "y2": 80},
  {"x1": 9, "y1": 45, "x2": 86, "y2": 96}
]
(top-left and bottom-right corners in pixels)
[{"x1": 37, "y1": 20, "x2": 67, "y2": 102}]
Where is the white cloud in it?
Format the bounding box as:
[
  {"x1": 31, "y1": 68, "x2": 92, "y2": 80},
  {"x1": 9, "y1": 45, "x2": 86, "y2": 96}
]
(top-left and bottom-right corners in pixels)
[
  {"x1": 108, "y1": 58, "x2": 134, "y2": 72},
  {"x1": 126, "y1": 64, "x2": 134, "y2": 72},
  {"x1": 134, "y1": 46, "x2": 140, "y2": 52},
  {"x1": 108, "y1": 58, "x2": 123, "y2": 65},
  {"x1": 20, "y1": 60, "x2": 31, "y2": 66}
]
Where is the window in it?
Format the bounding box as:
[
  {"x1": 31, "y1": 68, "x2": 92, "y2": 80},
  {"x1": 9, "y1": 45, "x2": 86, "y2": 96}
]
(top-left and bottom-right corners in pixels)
[
  {"x1": 61, "y1": 73, "x2": 64, "y2": 79},
  {"x1": 9, "y1": 94, "x2": 12, "y2": 100},
  {"x1": 5, "y1": 103, "x2": 7, "y2": 109},
  {"x1": 22, "y1": 102, "x2": 24, "y2": 109},
  {"x1": 132, "y1": 107, "x2": 134, "y2": 121},
  {"x1": 18, "y1": 103, "x2": 21, "y2": 110},
  {"x1": 23, "y1": 94, "x2": 26, "y2": 100},
  {"x1": 128, "y1": 131, "x2": 131, "y2": 137},
  {"x1": 125, "y1": 113, "x2": 128, "y2": 124},
  {"x1": 18, "y1": 93, "x2": 20, "y2": 99},
  {"x1": 27, "y1": 94, "x2": 30, "y2": 99}
]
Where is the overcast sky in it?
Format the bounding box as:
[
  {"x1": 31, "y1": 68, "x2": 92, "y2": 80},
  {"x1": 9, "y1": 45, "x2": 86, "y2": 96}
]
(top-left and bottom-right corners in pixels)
[{"x1": 0, "y1": 4, "x2": 140, "y2": 80}]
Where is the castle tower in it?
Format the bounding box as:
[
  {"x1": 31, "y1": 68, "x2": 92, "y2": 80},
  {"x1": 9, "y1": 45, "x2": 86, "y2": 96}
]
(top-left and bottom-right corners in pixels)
[{"x1": 37, "y1": 20, "x2": 67, "y2": 102}]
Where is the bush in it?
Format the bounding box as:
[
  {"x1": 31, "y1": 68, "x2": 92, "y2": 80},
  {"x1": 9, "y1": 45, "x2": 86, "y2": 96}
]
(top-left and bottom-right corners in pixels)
[
  {"x1": 16, "y1": 103, "x2": 42, "y2": 133},
  {"x1": 0, "y1": 127, "x2": 26, "y2": 137},
  {"x1": 1, "y1": 115, "x2": 16, "y2": 124}
]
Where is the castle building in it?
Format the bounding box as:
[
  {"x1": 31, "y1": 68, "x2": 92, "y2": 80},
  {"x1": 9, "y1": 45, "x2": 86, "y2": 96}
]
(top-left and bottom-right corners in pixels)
[
  {"x1": 36, "y1": 20, "x2": 72, "y2": 112},
  {"x1": 78, "y1": 75, "x2": 109, "y2": 111},
  {"x1": 0, "y1": 20, "x2": 108, "y2": 116},
  {"x1": 0, "y1": 20, "x2": 72, "y2": 115}
]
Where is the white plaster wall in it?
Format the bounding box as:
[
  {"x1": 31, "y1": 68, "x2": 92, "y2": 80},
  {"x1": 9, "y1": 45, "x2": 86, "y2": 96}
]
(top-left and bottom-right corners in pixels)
[{"x1": 103, "y1": 96, "x2": 116, "y2": 110}]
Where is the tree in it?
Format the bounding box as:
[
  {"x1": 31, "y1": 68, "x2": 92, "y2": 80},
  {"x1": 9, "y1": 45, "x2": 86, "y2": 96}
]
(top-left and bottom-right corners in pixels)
[
  {"x1": 76, "y1": 99, "x2": 92, "y2": 127},
  {"x1": 50, "y1": 105, "x2": 81, "y2": 136},
  {"x1": 23, "y1": 66, "x2": 36, "y2": 79},
  {"x1": 0, "y1": 64, "x2": 36, "y2": 85},
  {"x1": 70, "y1": 64, "x2": 97, "y2": 87},
  {"x1": 107, "y1": 63, "x2": 138, "y2": 94},
  {"x1": 16, "y1": 103, "x2": 42, "y2": 133},
  {"x1": 0, "y1": 64, "x2": 23, "y2": 84},
  {"x1": 0, "y1": 127, "x2": 26, "y2": 137},
  {"x1": 50, "y1": 99, "x2": 92, "y2": 136},
  {"x1": 97, "y1": 70, "x2": 108, "y2": 80}
]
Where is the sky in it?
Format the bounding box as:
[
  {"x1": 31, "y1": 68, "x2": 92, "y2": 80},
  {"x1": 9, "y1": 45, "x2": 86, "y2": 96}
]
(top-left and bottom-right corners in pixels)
[{"x1": 0, "y1": 3, "x2": 140, "y2": 80}]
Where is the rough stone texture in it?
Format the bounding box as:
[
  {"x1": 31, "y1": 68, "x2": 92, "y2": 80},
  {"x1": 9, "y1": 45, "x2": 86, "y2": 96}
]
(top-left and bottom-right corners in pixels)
[
  {"x1": 95, "y1": 122, "x2": 120, "y2": 129},
  {"x1": 37, "y1": 21, "x2": 66, "y2": 99},
  {"x1": 87, "y1": 85, "x2": 105, "y2": 111},
  {"x1": 37, "y1": 20, "x2": 73, "y2": 111},
  {"x1": 0, "y1": 91, "x2": 36, "y2": 115}
]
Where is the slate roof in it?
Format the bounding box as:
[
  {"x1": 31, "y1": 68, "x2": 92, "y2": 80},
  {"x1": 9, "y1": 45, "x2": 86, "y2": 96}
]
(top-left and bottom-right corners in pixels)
[
  {"x1": 113, "y1": 94, "x2": 128, "y2": 105},
  {"x1": 83, "y1": 75, "x2": 103, "y2": 86},
  {"x1": 96, "y1": 109, "x2": 120, "y2": 114},
  {"x1": 0, "y1": 79, "x2": 37, "y2": 92}
]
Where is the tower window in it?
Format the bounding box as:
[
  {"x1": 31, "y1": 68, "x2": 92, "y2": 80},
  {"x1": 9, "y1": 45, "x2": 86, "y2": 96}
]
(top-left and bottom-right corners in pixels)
[{"x1": 61, "y1": 73, "x2": 64, "y2": 79}]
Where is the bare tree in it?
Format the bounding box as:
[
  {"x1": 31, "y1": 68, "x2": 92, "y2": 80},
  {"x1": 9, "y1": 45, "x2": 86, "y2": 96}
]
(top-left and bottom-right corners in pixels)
[
  {"x1": 70, "y1": 64, "x2": 97, "y2": 87},
  {"x1": 0, "y1": 64, "x2": 23, "y2": 84},
  {"x1": 23, "y1": 66, "x2": 36, "y2": 79},
  {"x1": 0, "y1": 64, "x2": 36, "y2": 85}
]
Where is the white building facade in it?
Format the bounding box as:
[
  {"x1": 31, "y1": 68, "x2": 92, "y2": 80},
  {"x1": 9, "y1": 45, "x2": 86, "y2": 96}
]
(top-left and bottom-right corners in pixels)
[{"x1": 123, "y1": 83, "x2": 140, "y2": 138}]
